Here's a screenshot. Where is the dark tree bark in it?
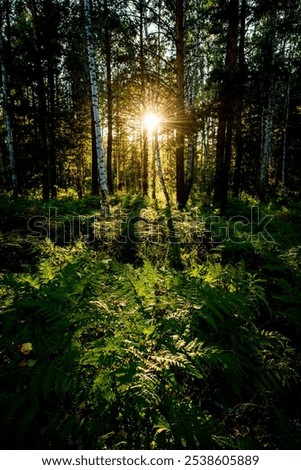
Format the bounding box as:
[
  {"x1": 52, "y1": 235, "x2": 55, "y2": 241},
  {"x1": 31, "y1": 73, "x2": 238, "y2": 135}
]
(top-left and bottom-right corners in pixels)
[
  {"x1": 48, "y1": 61, "x2": 57, "y2": 199},
  {"x1": 29, "y1": 0, "x2": 50, "y2": 200},
  {"x1": 175, "y1": 0, "x2": 185, "y2": 209},
  {"x1": 258, "y1": 6, "x2": 278, "y2": 201},
  {"x1": 44, "y1": 0, "x2": 60, "y2": 199},
  {"x1": 104, "y1": 0, "x2": 113, "y2": 194},
  {"x1": 213, "y1": 0, "x2": 239, "y2": 211},
  {"x1": 233, "y1": 0, "x2": 247, "y2": 199},
  {"x1": 0, "y1": 3, "x2": 17, "y2": 193},
  {"x1": 139, "y1": 0, "x2": 148, "y2": 196},
  {"x1": 281, "y1": 80, "x2": 290, "y2": 186}
]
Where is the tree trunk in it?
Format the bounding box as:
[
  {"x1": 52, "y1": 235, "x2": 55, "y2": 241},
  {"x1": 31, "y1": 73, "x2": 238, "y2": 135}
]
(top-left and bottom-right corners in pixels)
[
  {"x1": 104, "y1": 0, "x2": 113, "y2": 194},
  {"x1": 0, "y1": 18, "x2": 17, "y2": 193},
  {"x1": 139, "y1": 0, "x2": 148, "y2": 196},
  {"x1": 259, "y1": 91, "x2": 274, "y2": 199},
  {"x1": 258, "y1": 7, "x2": 277, "y2": 201},
  {"x1": 184, "y1": 133, "x2": 196, "y2": 202},
  {"x1": 91, "y1": 107, "x2": 99, "y2": 195},
  {"x1": 155, "y1": 132, "x2": 170, "y2": 206},
  {"x1": 152, "y1": 138, "x2": 156, "y2": 199},
  {"x1": 213, "y1": 0, "x2": 239, "y2": 211},
  {"x1": 281, "y1": 80, "x2": 290, "y2": 186},
  {"x1": 182, "y1": 1, "x2": 200, "y2": 208},
  {"x1": 233, "y1": 0, "x2": 247, "y2": 198},
  {"x1": 83, "y1": 0, "x2": 109, "y2": 214},
  {"x1": 29, "y1": 0, "x2": 50, "y2": 200},
  {"x1": 175, "y1": 0, "x2": 185, "y2": 209},
  {"x1": 48, "y1": 59, "x2": 57, "y2": 199}
]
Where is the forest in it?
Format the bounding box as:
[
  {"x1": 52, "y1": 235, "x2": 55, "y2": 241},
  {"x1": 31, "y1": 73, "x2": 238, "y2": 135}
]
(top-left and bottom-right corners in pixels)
[{"x1": 0, "y1": 0, "x2": 301, "y2": 450}]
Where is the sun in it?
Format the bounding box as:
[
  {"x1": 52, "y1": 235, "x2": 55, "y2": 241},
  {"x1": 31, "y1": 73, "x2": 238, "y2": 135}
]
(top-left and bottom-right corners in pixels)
[{"x1": 142, "y1": 111, "x2": 161, "y2": 133}]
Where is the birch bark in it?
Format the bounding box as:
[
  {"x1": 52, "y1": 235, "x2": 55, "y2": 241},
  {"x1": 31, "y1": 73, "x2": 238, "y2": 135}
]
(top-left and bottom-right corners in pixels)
[
  {"x1": 83, "y1": 0, "x2": 109, "y2": 214},
  {"x1": 154, "y1": 132, "x2": 170, "y2": 206}
]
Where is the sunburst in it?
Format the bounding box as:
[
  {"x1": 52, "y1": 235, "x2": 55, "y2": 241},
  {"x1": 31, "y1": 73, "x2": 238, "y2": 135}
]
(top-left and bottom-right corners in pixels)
[{"x1": 142, "y1": 111, "x2": 161, "y2": 133}]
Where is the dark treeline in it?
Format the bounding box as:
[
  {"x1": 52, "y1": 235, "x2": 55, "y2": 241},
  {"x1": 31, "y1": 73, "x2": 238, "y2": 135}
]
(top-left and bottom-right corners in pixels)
[{"x1": 0, "y1": 0, "x2": 301, "y2": 208}]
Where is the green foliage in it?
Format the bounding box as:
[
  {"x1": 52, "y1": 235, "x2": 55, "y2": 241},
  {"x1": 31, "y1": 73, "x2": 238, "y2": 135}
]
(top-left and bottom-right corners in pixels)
[{"x1": 0, "y1": 196, "x2": 300, "y2": 449}]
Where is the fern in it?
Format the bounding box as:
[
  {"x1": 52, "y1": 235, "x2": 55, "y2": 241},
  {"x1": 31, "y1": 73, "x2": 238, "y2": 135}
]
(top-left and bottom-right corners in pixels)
[{"x1": 1, "y1": 230, "x2": 300, "y2": 449}]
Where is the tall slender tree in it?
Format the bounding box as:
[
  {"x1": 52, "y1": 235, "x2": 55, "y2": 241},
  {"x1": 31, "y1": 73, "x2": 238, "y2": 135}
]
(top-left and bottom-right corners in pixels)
[
  {"x1": 0, "y1": 2, "x2": 17, "y2": 193},
  {"x1": 29, "y1": 0, "x2": 50, "y2": 199},
  {"x1": 104, "y1": 0, "x2": 113, "y2": 194},
  {"x1": 213, "y1": 0, "x2": 239, "y2": 211},
  {"x1": 233, "y1": 0, "x2": 247, "y2": 198},
  {"x1": 139, "y1": 0, "x2": 149, "y2": 196},
  {"x1": 83, "y1": 0, "x2": 109, "y2": 213},
  {"x1": 175, "y1": 0, "x2": 185, "y2": 209}
]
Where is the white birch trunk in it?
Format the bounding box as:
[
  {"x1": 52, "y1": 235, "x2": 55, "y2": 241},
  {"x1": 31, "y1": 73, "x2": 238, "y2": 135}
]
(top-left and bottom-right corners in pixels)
[
  {"x1": 83, "y1": 0, "x2": 109, "y2": 215},
  {"x1": 154, "y1": 133, "x2": 170, "y2": 206}
]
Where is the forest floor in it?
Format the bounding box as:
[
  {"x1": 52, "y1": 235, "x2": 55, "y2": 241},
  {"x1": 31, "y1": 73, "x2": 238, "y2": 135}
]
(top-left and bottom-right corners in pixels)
[{"x1": 0, "y1": 193, "x2": 301, "y2": 449}]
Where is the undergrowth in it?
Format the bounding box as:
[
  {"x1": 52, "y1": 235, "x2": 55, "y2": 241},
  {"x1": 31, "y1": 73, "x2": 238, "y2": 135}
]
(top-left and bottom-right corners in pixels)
[{"x1": 0, "y1": 195, "x2": 301, "y2": 449}]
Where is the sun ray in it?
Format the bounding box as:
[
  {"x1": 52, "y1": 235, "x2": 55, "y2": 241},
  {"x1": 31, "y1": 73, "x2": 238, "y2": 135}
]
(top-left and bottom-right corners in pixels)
[{"x1": 142, "y1": 111, "x2": 161, "y2": 133}]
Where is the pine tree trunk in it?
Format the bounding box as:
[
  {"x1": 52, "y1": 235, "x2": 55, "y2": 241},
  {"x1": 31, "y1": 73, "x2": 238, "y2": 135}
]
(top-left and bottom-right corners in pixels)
[
  {"x1": 183, "y1": 1, "x2": 200, "y2": 207},
  {"x1": 233, "y1": 0, "x2": 247, "y2": 198},
  {"x1": 91, "y1": 107, "x2": 99, "y2": 195},
  {"x1": 104, "y1": 0, "x2": 113, "y2": 194},
  {"x1": 281, "y1": 80, "x2": 290, "y2": 186},
  {"x1": 176, "y1": 0, "x2": 185, "y2": 209},
  {"x1": 213, "y1": 0, "x2": 239, "y2": 211},
  {"x1": 258, "y1": 8, "x2": 277, "y2": 201},
  {"x1": 139, "y1": 0, "x2": 148, "y2": 196},
  {"x1": 48, "y1": 60, "x2": 57, "y2": 199},
  {"x1": 152, "y1": 138, "x2": 156, "y2": 199},
  {"x1": 83, "y1": 0, "x2": 109, "y2": 214},
  {"x1": 115, "y1": 81, "x2": 121, "y2": 190}
]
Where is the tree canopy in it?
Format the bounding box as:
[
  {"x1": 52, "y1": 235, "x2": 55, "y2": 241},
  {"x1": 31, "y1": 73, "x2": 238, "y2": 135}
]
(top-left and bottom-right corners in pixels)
[{"x1": 0, "y1": 0, "x2": 300, "y2": 208}]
